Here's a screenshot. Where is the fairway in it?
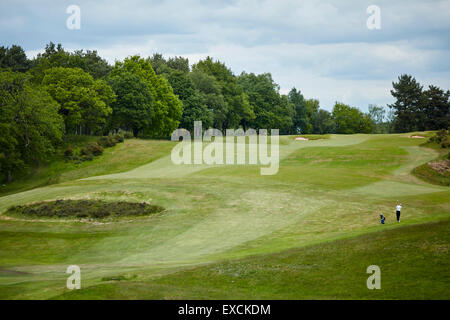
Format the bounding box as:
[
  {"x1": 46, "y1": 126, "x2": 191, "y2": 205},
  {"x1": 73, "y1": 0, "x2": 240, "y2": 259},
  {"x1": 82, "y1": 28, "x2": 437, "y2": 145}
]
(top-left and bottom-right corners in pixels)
[{"x1": 0, "y1": 134, "x2": 449, "y2": 299}]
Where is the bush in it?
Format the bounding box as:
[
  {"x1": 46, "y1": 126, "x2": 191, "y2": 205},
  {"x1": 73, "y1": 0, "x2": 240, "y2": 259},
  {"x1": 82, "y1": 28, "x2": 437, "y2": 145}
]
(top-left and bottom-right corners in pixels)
[
  {"x1": 113, "y1": 133, "x2": 124, "y2": 143},
  {"x1": 5, "y1": 200, "x2": 165, "y2": 220},
  {"x1": 64, "y1": 146, "x2": 74, "y2": 158},
  {"x1": 429, "y1": 129, "x2": 448, "y2": 144},
  {"x1": 81, "y1": 142, "x2": 103, "y2": 157},
  {"x1": 124, "y1": 131, "x2": 134, "y2": 139},
  {"x1": 98, "y1": 136, "x2": 116, "y2": 148},
  {"x1": 442, "y1": 139, "x2": 450, "y2": 148},
  {"x1": 81, "y1": 153, "x2": 94, "y2": 162}
]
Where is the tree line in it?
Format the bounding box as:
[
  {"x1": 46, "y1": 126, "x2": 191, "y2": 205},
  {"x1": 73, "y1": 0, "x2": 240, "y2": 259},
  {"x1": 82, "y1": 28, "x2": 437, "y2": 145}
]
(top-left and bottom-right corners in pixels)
[{"x1": 1, "y1": 43, "x2": 449, "y2": 182}]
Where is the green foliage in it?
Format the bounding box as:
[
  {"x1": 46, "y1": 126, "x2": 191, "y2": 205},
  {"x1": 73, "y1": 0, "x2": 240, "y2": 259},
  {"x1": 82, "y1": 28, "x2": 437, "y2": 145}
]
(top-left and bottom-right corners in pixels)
[
  {"x1": 288, "y1": 88, "x2": 308, "y2": 133},
  {"x1": 238, "y1": 72, "x2": 293, "y2": 133},
  {"x1": 423, "y1": 85, "x2": 450, "y2": 130},
  {"x1": 109, "y1": 56, "x2": 182, "y2": 137},
  {"x1": 332, "y1": 102, "x2": 374, "y2": 134},
  {"x1": 0, "y1": 45, "x2": 30, "y2": 72},
  {"x1": 81, "y1": 142, "x2": 104, "y2": 157},
  {"x1": 29, "y1": 42, "x2": 112, "y2": 81},
  {"x1": 0, "y1": 70, "x2": 64, "y2": 182},
  {"x1": 312, "y1": 109, "x2": 335, "y2": 134},
  {"x1": 389, "y1": 74, "x2": 449, "y2": 132},
  {"x1": 64, "y1": 146, "x2": 74, "y2": 158},
  {"x1": 194, "y1": 57, "x2": 254, "y2": 129},
  {"x1": 428, "y1": 129, "x2": 448, "y2": 145},
  {"x1": 42, "y1": 67, "x2": 115, "y2": 134},
  {"x1": 97, "y1": 136, "x2": 118, "y2": 148}
]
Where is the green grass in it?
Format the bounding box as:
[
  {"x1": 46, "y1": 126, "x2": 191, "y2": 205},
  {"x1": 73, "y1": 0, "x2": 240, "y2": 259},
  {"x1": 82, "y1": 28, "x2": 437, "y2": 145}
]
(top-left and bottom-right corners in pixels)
[
  {"x1": 411, "y1": 134, "x2": 450, "y2": 186},
  {"x1": 54, "y1": 219, "x2": 450, "y2": 300},
  {"x1": 0, "y1": 133, "x2": 448, "y2": 299},
  {"x1": 0, "y1": 137, "x2": 174, "y2": 196}
]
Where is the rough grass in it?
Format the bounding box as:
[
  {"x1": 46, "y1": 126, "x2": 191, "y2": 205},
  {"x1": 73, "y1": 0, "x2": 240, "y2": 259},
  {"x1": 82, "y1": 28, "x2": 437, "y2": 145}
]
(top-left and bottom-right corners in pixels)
[
  {"x1": 413, "y1": 160, "x2": 450, "y2": 187},
  {"x1": 5, "y1": 200, "x2": 165, "y2": 220},
  {"x1": 0, "y1": 138, "x2": 175, "y2": 196},
  {"x1": 412, "y1": 135, "x2": 450, "y2": 186}
]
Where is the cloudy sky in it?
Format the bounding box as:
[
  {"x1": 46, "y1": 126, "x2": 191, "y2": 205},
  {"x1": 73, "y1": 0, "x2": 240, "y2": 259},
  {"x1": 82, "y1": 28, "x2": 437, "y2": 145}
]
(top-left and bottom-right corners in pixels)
[{"x1": 1, "y1": 0, "x2": 449, "y2": 111}]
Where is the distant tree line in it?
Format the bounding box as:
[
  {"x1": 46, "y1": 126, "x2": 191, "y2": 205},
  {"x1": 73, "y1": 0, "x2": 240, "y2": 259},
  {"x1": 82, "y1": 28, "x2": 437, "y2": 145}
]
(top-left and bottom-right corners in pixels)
[{"x1": 1, "y1": 43, "x2": 449, "y2": 182}]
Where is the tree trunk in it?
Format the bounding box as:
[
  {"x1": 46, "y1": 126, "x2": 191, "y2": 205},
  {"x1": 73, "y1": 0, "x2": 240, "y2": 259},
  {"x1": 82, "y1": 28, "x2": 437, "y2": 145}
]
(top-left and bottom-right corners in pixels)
[{"x1": 7, "y1": 170, "x2": 12, "y2": 183}]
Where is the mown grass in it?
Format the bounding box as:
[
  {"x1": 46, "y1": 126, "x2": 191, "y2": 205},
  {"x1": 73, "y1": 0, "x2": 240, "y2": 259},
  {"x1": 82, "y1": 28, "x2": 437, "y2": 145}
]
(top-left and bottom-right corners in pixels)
[
  {"x1": 0, "y1": 133, "x2": 448, "y2": 299},
  {"x1": 54, "y1": 219, "x2": 450, "y2": 300}
]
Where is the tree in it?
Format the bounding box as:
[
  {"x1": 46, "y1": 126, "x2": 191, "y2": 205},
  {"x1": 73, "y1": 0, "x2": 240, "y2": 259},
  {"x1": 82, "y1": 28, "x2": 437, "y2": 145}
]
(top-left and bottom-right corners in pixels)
[
  {"x1": 189, "y1": 69, "x2": 228, "y2": 129},
  {"x1": 312, "y1": 109, "x2": 335, "y2": 134},
  {"x1": 332, "y1": 102, "x2": 374, "y2": 134},
  {"x1": 179, "y1": 91, "x2": 213, "y2": 131},
  {"x1": 0, "y1": 45, "x2": 30, "y2": 72},
  {"x1": 368, "y1": 104, "x2": 387, "y2": 133},
  {"x1": 288, "y1": 88, "x2": 308, "y2": 133},
  {"x1": 238, "y1": 72, "x2": 294, "y2": 132},
  {"x1": 194, "y1": 57, "x2": 254, "y2": 129},
  {"x1": 110, "y1": 56, "x2": 182, "y2": 137},
  {"x1": 42, "y1": 67, "x2": 115, "y2": 134},
  {"x1": 389, "y1": 74, "x2": 424, "y2": 132},
  {"x1": 305, "y1": 99, "x2": 320, "y2": 133},
  {"x1": 29, "y1": 43, "x2": 112, "y2": 83},
  {"x1": 422, "y1": 85, "x2": 449, "y2": 130},
  {"x1": 0, "y1": 70, "x2": 64, "y2": 182},
  {"x1": 107, "y1": 72, "x2": 153, "y2": 137}
]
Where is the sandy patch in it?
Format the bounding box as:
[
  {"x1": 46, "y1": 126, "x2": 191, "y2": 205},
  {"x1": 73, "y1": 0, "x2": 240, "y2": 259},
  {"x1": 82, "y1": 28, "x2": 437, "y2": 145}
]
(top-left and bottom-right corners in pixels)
[
  {"x1": 295, "y1": 137, "x2": 309, "y2": 141},
  {"x1": 410, "y1": 135, "x2": 426, "y2": 139}
]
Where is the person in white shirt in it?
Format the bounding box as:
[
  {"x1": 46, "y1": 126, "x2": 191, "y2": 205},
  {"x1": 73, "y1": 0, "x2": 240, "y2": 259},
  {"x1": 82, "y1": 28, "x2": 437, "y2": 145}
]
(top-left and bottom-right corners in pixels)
[{"x1": 396, "y1": 203, "x2": 402, "y2": 222}]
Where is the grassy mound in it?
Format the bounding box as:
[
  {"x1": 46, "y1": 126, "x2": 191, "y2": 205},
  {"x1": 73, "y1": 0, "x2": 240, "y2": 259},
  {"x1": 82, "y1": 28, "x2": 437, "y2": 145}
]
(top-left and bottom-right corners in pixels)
[
  {"x1": 5, "y1": 199, "x2": 165, "y2": 220},
  {"x1": 413, "y1": 160, "x2": 450, "y2": 186}
]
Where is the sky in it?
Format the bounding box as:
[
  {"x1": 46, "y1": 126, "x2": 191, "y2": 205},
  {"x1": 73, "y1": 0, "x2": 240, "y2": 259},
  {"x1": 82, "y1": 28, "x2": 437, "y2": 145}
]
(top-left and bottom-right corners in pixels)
[{"x1": 1, "y1": 0, "x2": 449, "y2": 111}]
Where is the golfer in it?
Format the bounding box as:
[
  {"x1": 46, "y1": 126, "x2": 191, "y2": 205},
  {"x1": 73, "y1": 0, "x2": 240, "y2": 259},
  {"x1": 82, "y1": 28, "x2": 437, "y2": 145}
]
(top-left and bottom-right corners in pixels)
[{"x1": 396, "y1": 203, "x2": 402, "y2": 222}]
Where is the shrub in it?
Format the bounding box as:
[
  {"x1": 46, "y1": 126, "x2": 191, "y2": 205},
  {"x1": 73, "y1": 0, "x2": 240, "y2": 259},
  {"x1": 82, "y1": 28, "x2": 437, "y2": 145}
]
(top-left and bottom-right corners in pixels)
[
  {"x1": 81, "y1": 153, "x2": 94, "y2": 162},
  {"x1": 442, "y1": 139, "x2": 450, "y2": 149},
  {"x1": 4, "y1": 200, "x2": 165, "y2": 220},
  {"x1": 113, "y1": 133, "x2": 124, "y2": 143},
  {"x1": 98, "y1": 136, "x2": 116, "y2": 148},
  {"x1": 81, "y1": 142, "x2": 103, "y2": 157},
  {"x1": 124, "y1": 131, "x2": 134, "y2": 139},
  {"x1": 64, "y1": 146, "x2": 74, "y2": 158},
  {"x1": 429, "y1": 129, "x2": 448, "y2": 144}
]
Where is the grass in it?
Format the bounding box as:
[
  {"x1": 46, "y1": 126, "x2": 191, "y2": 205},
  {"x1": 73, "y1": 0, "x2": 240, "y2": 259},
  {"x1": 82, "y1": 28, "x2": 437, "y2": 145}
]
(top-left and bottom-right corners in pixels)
[
  {"x1": 0, "y1": 137, "x2": 174, "y2": 196},
  {"x1": 54, "y1": 219, "x2": 450, "y2": 300},
  {"x1": 0, "y1": 133, "x2": 448, "y2": 299},
  {"x1": 411, "y1": 134, "x2": 450, "y2": 186}
]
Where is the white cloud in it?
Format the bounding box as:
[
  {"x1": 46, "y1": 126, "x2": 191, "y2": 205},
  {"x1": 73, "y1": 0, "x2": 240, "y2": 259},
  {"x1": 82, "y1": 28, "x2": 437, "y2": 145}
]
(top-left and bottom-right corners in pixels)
[{"x1": 4, "y1": 0, "x2": 449, "y2": 110}]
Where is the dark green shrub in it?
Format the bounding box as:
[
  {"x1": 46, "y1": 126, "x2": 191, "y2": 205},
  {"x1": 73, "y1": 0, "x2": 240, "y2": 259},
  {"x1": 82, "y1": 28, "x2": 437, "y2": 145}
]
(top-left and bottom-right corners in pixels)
[
  {"x1": 113, "y1": 133, "x2": 124, "y2": 143},
  {"x1": 64, "y1": 146, "x2": 74, "y2": 158},
  {"x1": 81, "y1": 154, "x2": 94, "y2": 161},
  {"x1": 441, "y1": 139, "x2": 450, "y2": 148},
  {"x1": 98, "y1": 136, "x2": 116, "y2": 148},
  {"x1": 429, "y1": 129, "x2": 448, "y2": 144}
]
